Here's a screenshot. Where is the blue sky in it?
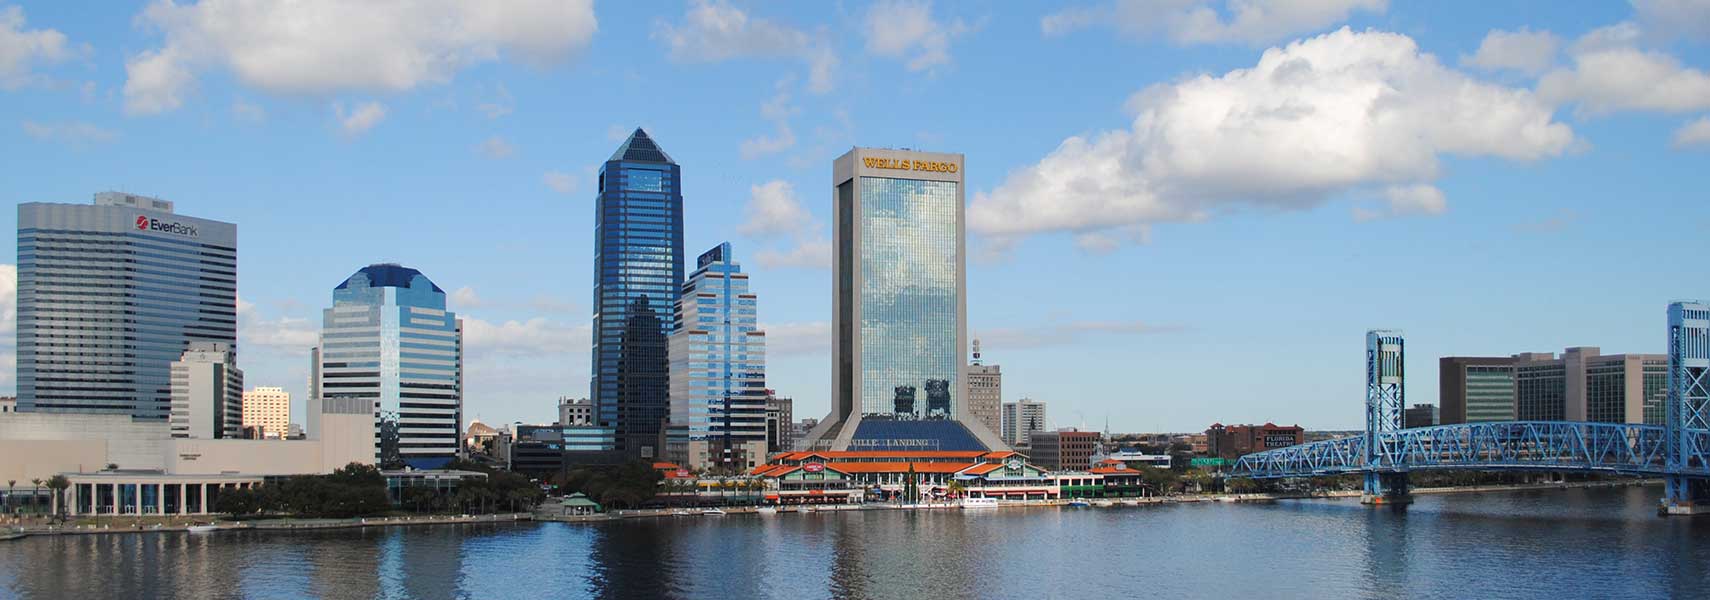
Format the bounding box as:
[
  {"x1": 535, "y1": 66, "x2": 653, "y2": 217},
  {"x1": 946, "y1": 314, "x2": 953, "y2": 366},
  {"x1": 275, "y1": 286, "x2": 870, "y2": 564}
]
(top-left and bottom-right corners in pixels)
[{"x1": 1, "y1": 1, "x2": 1708, "y2": 432}]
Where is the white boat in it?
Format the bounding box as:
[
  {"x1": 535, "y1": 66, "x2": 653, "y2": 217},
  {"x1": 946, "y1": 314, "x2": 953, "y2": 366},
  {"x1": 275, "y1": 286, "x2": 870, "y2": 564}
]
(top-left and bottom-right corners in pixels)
[
  {"x1": 755, "y1": 507, "x2": 778, "y2": 515},
  {"x1": 700, "y1": 508, "x2": 727, "y2": 516},
  {"x1": 960, "y1": 497, "x2": 999, "y2": 509},
  {"x1": 1092, "y1": 500, "x2": 1117, "y2": 508},
  {"x1": 186, "y1": 525, "x2": 220, "y2": 534}
]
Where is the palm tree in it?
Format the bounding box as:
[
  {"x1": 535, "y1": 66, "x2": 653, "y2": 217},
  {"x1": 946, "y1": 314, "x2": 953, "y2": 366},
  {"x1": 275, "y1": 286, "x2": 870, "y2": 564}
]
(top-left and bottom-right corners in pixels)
[
  {"x1": 30, "y1": 479, "x2": 42, "y2": 515},
  {"x1": 46, "y1": 475, "x2": 69, "y2": 520},
  {"x1": 5, "y1": 480, "x2": 12, "y2": 514}
]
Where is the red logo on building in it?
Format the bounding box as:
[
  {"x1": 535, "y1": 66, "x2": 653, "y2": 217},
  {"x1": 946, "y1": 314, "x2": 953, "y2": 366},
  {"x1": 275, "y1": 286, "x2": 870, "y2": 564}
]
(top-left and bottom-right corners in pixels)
[
  {"x1": 135, "y1": 215, "x2": 148, "y2": 230},
  {"x1": 804, "y1": 463, "x2": 825, "y2": 473}
]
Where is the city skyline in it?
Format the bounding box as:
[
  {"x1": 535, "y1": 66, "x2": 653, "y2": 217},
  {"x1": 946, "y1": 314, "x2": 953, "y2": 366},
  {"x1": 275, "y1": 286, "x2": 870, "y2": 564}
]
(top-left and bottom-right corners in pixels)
[{"x1": 1, "y1": 2, "x2": 1708, "y2": 433}]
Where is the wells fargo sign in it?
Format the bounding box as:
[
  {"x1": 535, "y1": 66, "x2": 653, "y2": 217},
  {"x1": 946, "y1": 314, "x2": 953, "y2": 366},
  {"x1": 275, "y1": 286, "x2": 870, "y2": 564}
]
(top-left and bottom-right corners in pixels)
[{"x1": 863, "y1": 157, "x2": 958, "y2": 174}]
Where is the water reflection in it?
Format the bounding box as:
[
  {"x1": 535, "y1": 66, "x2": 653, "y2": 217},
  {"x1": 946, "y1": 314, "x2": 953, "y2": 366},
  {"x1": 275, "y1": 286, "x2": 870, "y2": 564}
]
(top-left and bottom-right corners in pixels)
[{"x1": 2, "y1": 488, "x2": 1709, "y2": 599}]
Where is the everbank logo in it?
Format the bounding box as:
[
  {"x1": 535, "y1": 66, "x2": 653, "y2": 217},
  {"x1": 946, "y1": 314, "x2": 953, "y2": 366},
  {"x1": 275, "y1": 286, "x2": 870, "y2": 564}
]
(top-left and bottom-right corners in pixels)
[{"x1": 136, "y1": 214, "x2": 198, "y2": 237}]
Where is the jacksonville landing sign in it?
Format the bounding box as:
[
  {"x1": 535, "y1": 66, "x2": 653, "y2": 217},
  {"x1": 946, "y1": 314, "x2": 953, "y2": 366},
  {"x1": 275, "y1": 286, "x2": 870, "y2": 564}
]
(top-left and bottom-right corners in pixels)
[
  {"x1": 136, "y1": 215, "x2": 199, "y2": 237},
  {"x1": 862, "y1": 157, "x2": 959, "y2": 174}
]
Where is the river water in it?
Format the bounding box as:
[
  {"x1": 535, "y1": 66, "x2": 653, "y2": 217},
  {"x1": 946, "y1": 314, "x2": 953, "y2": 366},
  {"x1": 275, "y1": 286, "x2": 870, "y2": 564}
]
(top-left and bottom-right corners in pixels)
[{"x1": 1, "y1": 485, "x2": 1706, "y2": 599}]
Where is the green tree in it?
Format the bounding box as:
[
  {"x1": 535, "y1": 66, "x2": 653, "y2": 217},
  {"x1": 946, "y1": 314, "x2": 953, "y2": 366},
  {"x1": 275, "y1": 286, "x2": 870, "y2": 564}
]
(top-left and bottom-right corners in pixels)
[
  {"x1": 46, "y1": 475, "x2": 69, "y2": 519},
  {"x1": 30, "y1": 478, "x2": 43, "y2": 515}
]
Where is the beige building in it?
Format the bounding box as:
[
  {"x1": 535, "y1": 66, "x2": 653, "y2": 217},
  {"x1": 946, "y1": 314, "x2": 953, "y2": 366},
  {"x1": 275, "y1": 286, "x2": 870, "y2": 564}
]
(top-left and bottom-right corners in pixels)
[
  {"x1": 242, "y1": 386, "x2": 292, "y2": 439},
  {"x1": 964, "y1": 362, "x2": 1002, "y2": 439},
  {"x1": 170, "y1": 342, "x2": 244, "y2": 439}
]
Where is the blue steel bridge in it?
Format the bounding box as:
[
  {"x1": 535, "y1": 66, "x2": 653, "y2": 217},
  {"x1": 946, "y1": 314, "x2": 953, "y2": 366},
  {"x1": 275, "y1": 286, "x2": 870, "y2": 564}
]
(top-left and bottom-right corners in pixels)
[{"x1": 1230, "y1": 302, "x2": 1710, "y2": 515}]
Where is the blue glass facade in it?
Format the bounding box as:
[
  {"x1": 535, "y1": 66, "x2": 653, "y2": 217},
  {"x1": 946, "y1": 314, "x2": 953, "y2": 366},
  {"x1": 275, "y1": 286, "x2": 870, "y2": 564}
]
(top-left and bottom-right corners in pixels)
[
  {"x1": 321, "y1": 264, "x2": 463, "y2": 469},
  {"x1": 16, "y1": 196, "x2": 237, "y2": 419},
  {"x1": 857, "y1": 177, "x2": 961, "y2": 418},
  {"x1": 593, "y1": 128, "x2": 684, "y2": 457},
  {"x1": 667, "y1": 243, "x2": 768, "y2": 470}
]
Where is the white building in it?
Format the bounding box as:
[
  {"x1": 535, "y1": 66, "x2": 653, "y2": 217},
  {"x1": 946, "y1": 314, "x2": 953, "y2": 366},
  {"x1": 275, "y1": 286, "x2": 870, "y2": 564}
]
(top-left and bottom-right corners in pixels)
[
  {"x1": 558, "y1": 397, "x2": 593, "y2": 426},
  {"x1": 170, "y1": 342, "x2": 243, "y2": 439},
  {"x1": 242, "y1": 387, "x2": 291, "y2": 439},
  {"x1": 964, "y1": 340, "x2": 1002, "y2": 439},
  {"x1": 1002, "y1": 398, "x2": 1048, "y2": 447}
]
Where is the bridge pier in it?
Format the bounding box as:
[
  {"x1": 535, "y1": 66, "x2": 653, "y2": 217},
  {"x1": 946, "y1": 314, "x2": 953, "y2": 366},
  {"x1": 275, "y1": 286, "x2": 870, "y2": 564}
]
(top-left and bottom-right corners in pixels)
[
  {"x1": 1661, "y1": 476, "x2": 1710, "y2": 516},
  {"x1": 1361, "y1": 472, "x2": 1411, "y2": 506}
]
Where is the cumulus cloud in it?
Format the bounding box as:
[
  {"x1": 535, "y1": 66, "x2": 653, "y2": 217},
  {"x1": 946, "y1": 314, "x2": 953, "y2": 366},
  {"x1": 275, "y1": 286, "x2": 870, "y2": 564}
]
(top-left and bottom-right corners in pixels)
[
  {"x1": 1538, "y1": 27, "x2": 1710, "y2": 115},
  {"x1": 461, "y1": 316, "x2": 589, "y2": 357},
  {"x1": 0, "y1": 5, "x2": 73, "y2": 89},
  {"x1": 759, "y1": 321, "x2": 829, "y2": 355},
  {"x1": 237, "y1": 297, "x2": 319, "y2": 348},
  {"x1": 122, "y1": 0, "x2": 598, "y2": 114},
  {"x1": 451, "y1": 286, "x2": 483, "y2": 308},
  {"x1": 969, "y1": 27, "x2": 1574, "y2": 252},
  {"x1": 543, "y1": 170, "x2": 578, "y2": 194},
  {"x1": 1352, "y1": 184, "x2": 1448, "y2": 222},
  {"x1": 0, "y1": 264, "x2": 15, "y2": 336},
  {"x1": 654, "y1": 0, "x2": 837, "y2": 93},
  {"x1": 335, "y1": 101, "x2": 387, "y2": 135},
  {"x1": 863, "y1": 1, "x2": 973, "y2": 72},
  {"x1": 738, "y1": 180, "x2": 831, "y2": 269},
  {"x1": 1462, "y1": 27, "x2": 1560, "y2": 74},
  {"x1": 475, "y1": 135, "x2": 516, "y2": 159},
  {"x1": 1633, "y1": 0, "x2": 1710, "y2": 42},
  {"x1": 1042, "y1": 0, "x2": 1386, "y2": 46},
  {"x1": 20, "y1": 120, "x2": 119, "y2": 147},
  {"x1": 740, "y1": 82, "x2": 797, "y2": 159},
  {"x1": 1675, "y1": 116, "x2": 1710, "y2": 148}
]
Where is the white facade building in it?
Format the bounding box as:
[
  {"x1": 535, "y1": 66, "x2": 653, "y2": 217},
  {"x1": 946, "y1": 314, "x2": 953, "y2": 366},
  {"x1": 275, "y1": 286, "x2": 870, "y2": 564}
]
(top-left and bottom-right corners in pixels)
[
  {"x1": 1002, "y1": 398, "x2": 1048, "y2": 447},
  {"x1": 170, "y1": 342, "x2": 243, "y2": 439}
]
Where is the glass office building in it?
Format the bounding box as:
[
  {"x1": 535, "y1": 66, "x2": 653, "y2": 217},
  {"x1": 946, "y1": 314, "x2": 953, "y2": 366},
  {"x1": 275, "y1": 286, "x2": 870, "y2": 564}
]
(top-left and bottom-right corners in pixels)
[
  {"x1": 592, "y1": 128, "x2": 684, "y2": 458},
  {"x1": 667, "y1": 243, "x2": 768, "y2": 471},
  {"x1": 803, "y1": 148, "x2": 1007, "y2": 452},
  {"x1": 320, "y1": 264, "x2": 463, "y2": 469},
  {"x1": 17, "y1": 193, "x2": 237, "y2": 420}
]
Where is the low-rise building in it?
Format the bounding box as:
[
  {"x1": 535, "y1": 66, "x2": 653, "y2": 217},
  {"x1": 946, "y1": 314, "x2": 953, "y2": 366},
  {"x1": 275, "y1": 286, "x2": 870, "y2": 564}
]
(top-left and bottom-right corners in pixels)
[
  {"x1": 1028, "y1": 429, "x2": 1101, "y2": 471},
  {"x1": 1205, "y1": 423, "x2": 1304, "y2": 459},
  {"x1": 1404, "y1": 404, "x2": 1439, "y2": 429}
]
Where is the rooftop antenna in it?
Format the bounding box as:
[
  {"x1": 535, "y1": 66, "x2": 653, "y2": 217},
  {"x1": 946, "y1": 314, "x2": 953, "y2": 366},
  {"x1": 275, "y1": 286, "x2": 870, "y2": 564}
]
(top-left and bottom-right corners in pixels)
[{"x1": 971, "y1": 338, "x2": 982, "y2": 366}]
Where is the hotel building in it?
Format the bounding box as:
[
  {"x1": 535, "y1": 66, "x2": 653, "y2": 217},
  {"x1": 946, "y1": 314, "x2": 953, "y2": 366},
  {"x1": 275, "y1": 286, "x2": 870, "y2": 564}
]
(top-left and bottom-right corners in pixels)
[
  {"x1": 319, "y1": 264, "x2": 464, "y2": 469},
  {"x1": 666, "y1": 243, "x2": 769, "y2": 471},
  {"x1": 804, "y1": 147, "x2": 1006, "y2": 452},
  {"x1": 593, "y1": 128, "x2": 684, "y2": 458},
  {"x1": 17, "y1": 193, "x2": 237, "y2": 420},
  {"x1": 243, "y1": 386, "x2": 292, "y2": 439}
]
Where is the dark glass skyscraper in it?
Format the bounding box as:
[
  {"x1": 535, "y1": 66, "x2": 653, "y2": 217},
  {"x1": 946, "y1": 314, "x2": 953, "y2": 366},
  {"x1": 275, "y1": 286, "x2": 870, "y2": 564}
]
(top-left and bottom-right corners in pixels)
[{"x1": 593, "y1": 128, "x2": 684, "y2": 458}]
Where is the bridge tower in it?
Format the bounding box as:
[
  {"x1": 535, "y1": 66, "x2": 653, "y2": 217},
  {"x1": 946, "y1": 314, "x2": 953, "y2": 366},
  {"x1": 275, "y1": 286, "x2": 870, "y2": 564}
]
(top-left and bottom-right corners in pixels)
[
  {"x1": 1663, "y1": 302, "x2": 1710, "y2": 515},
  {"x1": 1362, "y1": 330, "x2": 1411, "y2": 505}
]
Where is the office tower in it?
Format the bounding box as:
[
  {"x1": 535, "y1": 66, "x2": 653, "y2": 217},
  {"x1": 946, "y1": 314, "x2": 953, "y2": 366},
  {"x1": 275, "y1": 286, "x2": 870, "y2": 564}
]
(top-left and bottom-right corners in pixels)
[
  {"x1": 766, "y1": 393, "x2": 794, "y2": 453},
  {"x1": 1002, "y1": 398, "x2": 1047, "y2": 447},
  {"x1": 558, "y1": 397, "x2": 593, "y2": 426},
  {"x1": 1028, "y1": 429, "x2": 1101, "y2": 471},
  {"x1": 1439, "y1": 356, "x2": 1517, "y2": 424},
  {"x1": 1403, "y1": 404, "x2": 1438, "y2": 429},
  {"x1": 593, "y1": 128, "x2": 684, "y2": 458},
  {"x1": 307, "y1": 347, "x2": 321, "y2": 438},
  {"x1": 168, "y1": 342, "x2": 243, "y2": 439},
  {"x1": 17, "y1": 193, "x2": 237, "y2": 419},
  {"x1": 242, "y1": 386, "x2": 291, "y2": 439},
  {"x1": 964, "y1": 339, "x2": 1002, "y2": 437},
  {"x1": 1514, "y1": 347, "x2": 1667, "y2": 424},
  {"x1": 666, "y1": 243, "x2": 768, "y2": 471},
  {"x1": 804, "y1": 148, "x2": 1005, "y2": 451},
  {"x1": 319, "y1": 264, "x2": 464, "y2": 469}
]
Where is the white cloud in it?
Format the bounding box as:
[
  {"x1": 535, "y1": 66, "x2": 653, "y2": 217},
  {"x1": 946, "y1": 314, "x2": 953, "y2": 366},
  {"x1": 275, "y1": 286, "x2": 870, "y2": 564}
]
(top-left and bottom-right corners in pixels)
[
  {"x1": 451, "y1": 286, "x2": 483, "y2": 308},
  {"x1": 461, "y1": 316, "x2": 589, "y2": 357},
  {"x1": 973, "y1": 320, "x2": 1183, "y2": 350},
  {"x1": 1675, "y1": 116, "x2": 1710, "y2": 148},
  {"x1": 236, "y1": 297, "x2": 319, "y2": 349},
  {"x1": 20, "y1": 120, "x2": 119, "y2": 147},
  {"x1": 654, "y1": 0, "x2": 838, "y2": 93},
  {"x1": 740, "y1": 83, "x2": 798, "y2": 159},
  {"x1": 1353, "y1": 184, "x2": 1448, "y2": 222},
  {"x1": 1462, "y1": 27, "x2": 1560, "y2": 75},
  {"x1": 0, "y1": 5, "x2": 73, "y2": 89},
  {"x1": 0, "y1": 264, "x2": 15, "y2": 337},
  {"x1": 122, "y1": 0, "x2": 598, "y2": 115},
  {"x1": 755, "y1": 235, "x2": 831, "y2": 269},
  {"x1": 543, "y1": 170, "x2": 578, "y2": 194},
  {"x1": 475, "y1": 135, "x2": 516, "y2": 159},
  {"x1": 231, "y1": 98, "x2": 266, "y2": 122},
  {"x1": 1633, "y1": 0, "x2": 1710, "y2": 42},
  {"x1": 759, "y1": 321, "x2": 829, "y2": 355},
  {"x1": 1042, "y1": 0, "x2": 1386, "y2": 46},
  {"x1": 335, "y1": 101, "x2": 387, "y2": 135},
  {"x1": 1538, "y1": 30, "x2": 1710, "y2": 115},
  {"x1": 740, "y1": 180, "x2": 812, "y2": 236},
  {"x1": 863, "y1": 1, "x2": 972, "y2": 72},
  {"x1": 969, "y1": 28, "x2": 1573, "y2": 251}
]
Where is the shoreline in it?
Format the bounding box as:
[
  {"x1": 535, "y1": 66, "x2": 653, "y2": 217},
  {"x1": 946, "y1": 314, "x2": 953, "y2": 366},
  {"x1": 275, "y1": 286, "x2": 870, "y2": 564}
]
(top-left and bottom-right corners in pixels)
[{"x1": 1, "y1": 479, "x2": 1663, "y2": 538}]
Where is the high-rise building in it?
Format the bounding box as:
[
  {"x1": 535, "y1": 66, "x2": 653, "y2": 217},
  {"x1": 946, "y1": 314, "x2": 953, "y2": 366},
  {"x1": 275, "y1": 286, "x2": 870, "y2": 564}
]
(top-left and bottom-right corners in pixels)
[
  {"x1": 766, "y1": 393, "x2": 794, "y2": 454},
  {"x1": 242, "y1": 386, "x2": 291, "y2": 439},
  {"x1": 592, "y1": 128, "x2": 684, "y2": 459},
  {"x1": 17, "y1": 193, "x2": 237, "y2": 419},
  {"x1": 964, "y1": 339, "x2": 1002, "y2": 438},
  {"x1": 169, "y1": 342, "x2": 243, "y2": 439},
  {"x1": 319, "y1": 264, "x2": 464, "y2": 469},
  {"x1": 1444, "y1": 348, "x2": 1666, "y2": 425},
  {"x1": 1439, "y1": 356, "x2": 1517, "y2": 424},
  {"x1": 558, "y1": 397, "x2": 593, "y2": 426},
  {"x1": 804, "y1": 148, "x2": 1005, "y2": 452},
  {"x1": 1403, "y1": 403, "x2": 1438, "y2": 429},
  {"x1": 1002, "y1": 398, "x2": 1048, "y2": 447},
  {"x1": 666, "y1": 243, "x2": 768, "y2": 472}
]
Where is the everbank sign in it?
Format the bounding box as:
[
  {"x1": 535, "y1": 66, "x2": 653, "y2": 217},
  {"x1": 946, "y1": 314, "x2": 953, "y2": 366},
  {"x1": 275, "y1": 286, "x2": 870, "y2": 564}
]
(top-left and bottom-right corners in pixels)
[{"x1": 136, "y1": 214, "x2": 198, "y2": 238}]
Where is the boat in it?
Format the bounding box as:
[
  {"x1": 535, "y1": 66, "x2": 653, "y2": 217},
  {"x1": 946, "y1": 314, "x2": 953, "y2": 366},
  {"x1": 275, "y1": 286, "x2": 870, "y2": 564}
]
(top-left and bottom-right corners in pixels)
[
  {"x1": 186, "y1": 525, "x2": 220, "y2": 534},
  {"x1": 960, "y1": 497, "x2": 999, "y2": 509},
  {"x1": 700, "y1": 508, "x2": 727, "y2": 516},
  {"x1": 1092, "y1": 500, "x2": 1117, "y2": 508},
  {"x1": 755, "y1": 507, "x2": 778, "y2": 515},
  {"x1": 1066, "y1": 499, "x2": 1092, "y2": 508},
  {"x1": 0, "y1": 532, "x2": 27, "y2": 542}
]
